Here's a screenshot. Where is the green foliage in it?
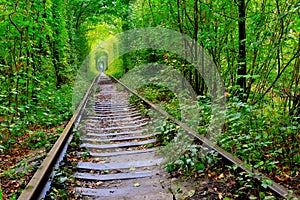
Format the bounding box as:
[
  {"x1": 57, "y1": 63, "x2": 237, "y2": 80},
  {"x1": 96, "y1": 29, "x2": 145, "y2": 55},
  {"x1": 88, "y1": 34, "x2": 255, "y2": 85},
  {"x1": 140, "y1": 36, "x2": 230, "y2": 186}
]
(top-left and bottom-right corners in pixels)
[
  {"x1": 2, "y1": 160, "x2": 38, "y2": 179},
  {"x1": 26, "y1": 131, "x2": 59, "y2": 151},
  {"x1": 106, "y1": 58, "x2": 125, "y2": 79},
  {"x1": 156, "y1": 120, "x2": 179, "y2": 145},
  {"x1": 219, "y1": 97, "x2": 299, "y2": 175},
  {"x1": 0, "y1": 84, "x2": 71, "y2": 150},
  {"x1": 129, "y1": 84, "x2": 181, "y2": 119},
  {"x1": 0, "y1": 0, "x2": 76, "y2": 152},
  {"x1": 166, "y1": 145, "x2": 218, "y2": 175},
  {"x1": 0, "y1": 0, "x2": 119, "y2": 153},
  {"x1": 128, "y1": 0, "x2": 299, "y2": 108}
]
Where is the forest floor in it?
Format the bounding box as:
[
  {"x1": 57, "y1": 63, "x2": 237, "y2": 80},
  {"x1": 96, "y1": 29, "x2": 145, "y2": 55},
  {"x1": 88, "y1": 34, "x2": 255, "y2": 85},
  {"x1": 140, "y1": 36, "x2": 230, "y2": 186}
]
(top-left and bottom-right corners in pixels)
[{"x1": 0, "y1": 123, "x2": 66, "y2": 199}]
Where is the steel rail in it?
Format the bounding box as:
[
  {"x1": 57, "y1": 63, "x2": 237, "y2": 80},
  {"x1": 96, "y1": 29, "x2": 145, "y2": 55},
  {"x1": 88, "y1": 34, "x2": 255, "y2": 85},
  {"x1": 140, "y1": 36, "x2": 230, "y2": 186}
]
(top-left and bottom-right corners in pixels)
[
  {"x1": 110, "y1": 75, "x2": 299, "y2": 199},
  {"x1": 18, "y1": 75, "x2": 99, "y2": 200}
]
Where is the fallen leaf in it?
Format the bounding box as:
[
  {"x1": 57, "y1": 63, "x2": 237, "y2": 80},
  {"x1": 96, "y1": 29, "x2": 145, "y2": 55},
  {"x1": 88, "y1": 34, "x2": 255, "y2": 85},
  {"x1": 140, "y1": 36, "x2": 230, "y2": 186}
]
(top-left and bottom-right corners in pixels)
[
  {"x1": 188, "y1": 190, "x2": 195, "y2": 197},
  {"x1": 96, "y1": 181, "x2": 103, "y2": 186},
  {"x1": 218, "y1": 173, "x2": 225, "y2": 179},
  {"x1": 218, "y1": 193, "x2": 223, "y2": 199},
  {"x1": 134, "y1": 182, "x2": 140, "y2": 187},
  {"x1": 130, "y1": 167, "x2": 136, "y2": 171}
]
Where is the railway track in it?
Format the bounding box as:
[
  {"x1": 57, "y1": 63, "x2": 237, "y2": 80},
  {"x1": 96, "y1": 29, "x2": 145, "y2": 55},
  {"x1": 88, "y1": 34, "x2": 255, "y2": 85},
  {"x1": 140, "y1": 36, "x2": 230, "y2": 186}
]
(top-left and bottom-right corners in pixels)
[
  {"x1": 18, "y1": 74, "x2": 172, "y2": 200},
  {"x1": 18, "y1": 74, "x2": 298, "y2": 200},
  {"x1": 71, "y1": 75, "x2": 171, "y2": 199}
]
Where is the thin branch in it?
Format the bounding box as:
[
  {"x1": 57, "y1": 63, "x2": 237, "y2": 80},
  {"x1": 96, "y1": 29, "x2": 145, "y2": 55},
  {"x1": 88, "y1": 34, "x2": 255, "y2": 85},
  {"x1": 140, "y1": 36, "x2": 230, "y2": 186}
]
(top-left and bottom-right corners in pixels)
[
  {"x1": 8, "y1": 12, "x2": 22, "y2": 34},
  {"x1": 148, "y1": 0, "x2": 157, "y2": 26},
  {"x1": 251, "y1": 48, "x2": 300, "y2": 105}
]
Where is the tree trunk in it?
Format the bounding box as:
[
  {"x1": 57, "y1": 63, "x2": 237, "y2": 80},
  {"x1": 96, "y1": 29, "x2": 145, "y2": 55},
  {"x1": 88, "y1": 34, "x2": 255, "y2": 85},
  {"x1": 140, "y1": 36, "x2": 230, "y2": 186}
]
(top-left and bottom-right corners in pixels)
[{"x1": 237, "y1": 0, "x2": 247, "y2": 100}]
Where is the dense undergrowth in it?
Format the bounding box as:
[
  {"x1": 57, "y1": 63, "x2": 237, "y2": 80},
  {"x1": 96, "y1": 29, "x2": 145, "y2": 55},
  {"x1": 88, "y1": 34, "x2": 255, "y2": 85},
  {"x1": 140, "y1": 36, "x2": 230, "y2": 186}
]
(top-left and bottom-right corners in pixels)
[
  {"x1": 0, "y1": 85, "x2": 72, "y2": 152},
  {"x1": 129, "y1": 84, "x2": 300, "y2": 198},
  {"x1": 0, "y1": 84, "x2": 73, "y2": 199}
]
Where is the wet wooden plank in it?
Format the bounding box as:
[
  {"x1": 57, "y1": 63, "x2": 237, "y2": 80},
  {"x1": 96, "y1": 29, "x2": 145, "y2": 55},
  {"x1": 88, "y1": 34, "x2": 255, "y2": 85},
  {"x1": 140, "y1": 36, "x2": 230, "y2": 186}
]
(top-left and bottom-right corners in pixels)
[
  {"x1": 78, "y1": 148, "x2": 158, "y2": 157},
  {"x1": 74, "y1": 185, "x2": 169, "y2": 197},
  {"x1": 75, "y1": 170, "x2": 158, "y2": 181},
  {"x1": 84, "y1": 116, "x2": 142, "y2": 122},
  {"x1": 81, "y1": 139, "x2": 156, "y2": 149},
  {"x1": 77, "y1": 158, "x2": 162, "y2": 171},
  {"x1": 86, "y1": 129, "x2": 147, "y2": 137},
  {"x1": 83, "y1": 133, "x2": 156, "y2": 143},
  {"x1": 87, "y1": 113, "x2": 140, "y2": 119}
]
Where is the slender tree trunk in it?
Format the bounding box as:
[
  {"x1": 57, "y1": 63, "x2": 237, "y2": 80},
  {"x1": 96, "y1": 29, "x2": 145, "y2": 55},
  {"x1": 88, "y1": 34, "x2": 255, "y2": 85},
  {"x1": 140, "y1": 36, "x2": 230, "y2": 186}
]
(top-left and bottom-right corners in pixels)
[
  {"x1": 237, "y1": 0, "x2": 247, "y2": 100},
  {"x1": 193, "y1": 0, "x2": 199, "y2": 95}
]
